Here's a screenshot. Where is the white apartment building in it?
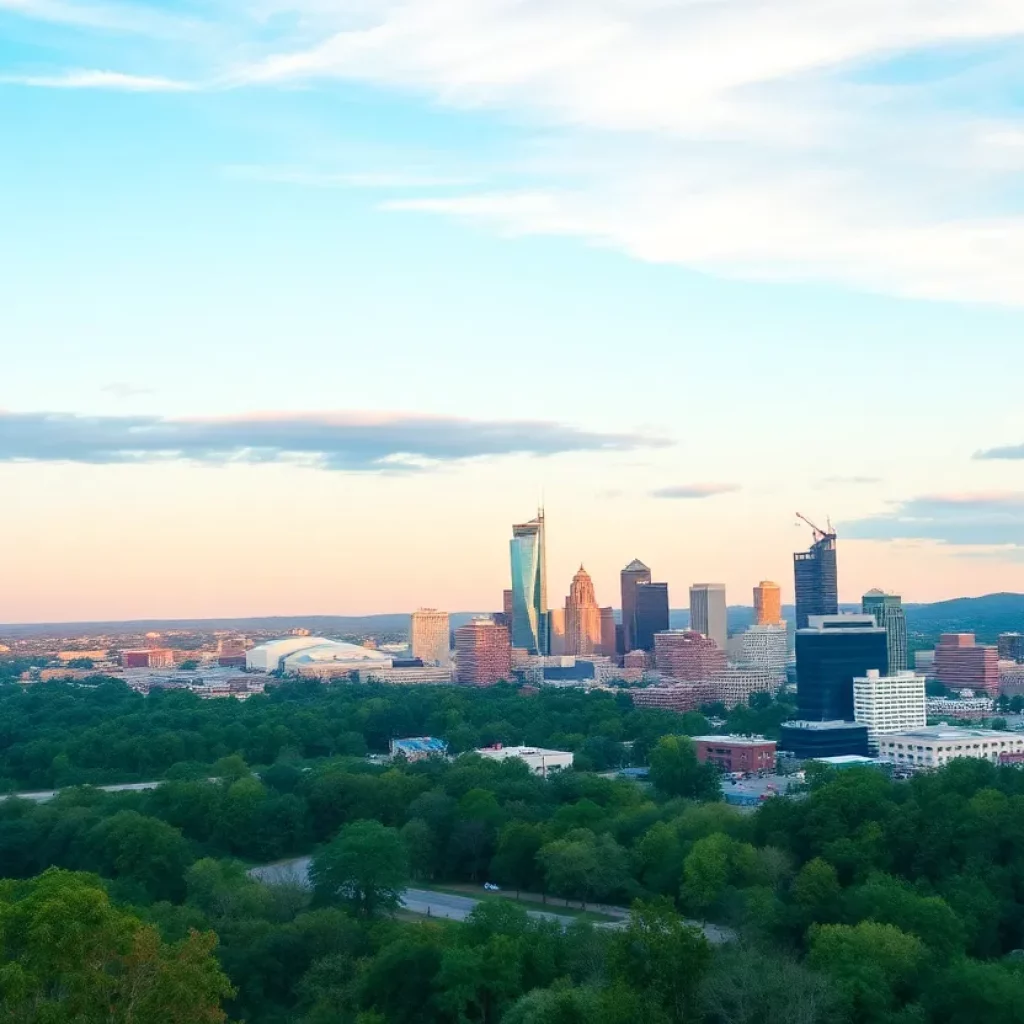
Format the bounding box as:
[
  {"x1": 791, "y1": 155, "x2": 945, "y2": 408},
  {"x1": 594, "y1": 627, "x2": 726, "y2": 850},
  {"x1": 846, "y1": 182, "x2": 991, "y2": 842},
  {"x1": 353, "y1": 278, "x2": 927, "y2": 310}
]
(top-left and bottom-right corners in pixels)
[
  {"x1": 853, "y1": 669, "x2": 927, "y2": 751},
  {"x1": 877, "y1": 725, "x2": 1024, "y2": 768},
  {"x1": 731, "y1": 624, "x2": 790, "y2": 679}
]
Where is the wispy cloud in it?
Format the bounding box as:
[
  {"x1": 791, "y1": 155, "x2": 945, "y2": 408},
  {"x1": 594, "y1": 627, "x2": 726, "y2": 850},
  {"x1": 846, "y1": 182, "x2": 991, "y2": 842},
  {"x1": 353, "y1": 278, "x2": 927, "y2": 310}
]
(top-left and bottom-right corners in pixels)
[
  {"x1": 842, "y1": 493, "x2": 1024, "y2": 548},
  {"x1": 223, "y1": 165, "x2": 475, "y2": 189},
  {"x1": 0, "y1": 70, "x2": 194, "y2": 91},
  {"x1": 651, "y1": 483, "x2": 740, "y2": 500},
  {"x1": 817, "y1": 475, "x2": 882, "y2": 486},
  {"x1": 0, "y1": 410, "x2": 670, "y2": 471},
  {"x1": 976, "y1": 442, "x2": 1024, "y2": 460},
  {"x1": 100, "y1": 382, "x2": 155, "y2": 399}
]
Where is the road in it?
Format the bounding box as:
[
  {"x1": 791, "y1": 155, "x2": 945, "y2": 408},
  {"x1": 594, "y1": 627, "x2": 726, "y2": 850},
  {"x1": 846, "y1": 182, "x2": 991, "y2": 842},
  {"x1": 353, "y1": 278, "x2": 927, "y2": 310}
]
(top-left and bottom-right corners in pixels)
[
  {"x1": 248, "y1": 856, "x2": 735, "y2": 942},
  {"x1": 0, "y1": 780, "x2": 166, "y2": 803}
]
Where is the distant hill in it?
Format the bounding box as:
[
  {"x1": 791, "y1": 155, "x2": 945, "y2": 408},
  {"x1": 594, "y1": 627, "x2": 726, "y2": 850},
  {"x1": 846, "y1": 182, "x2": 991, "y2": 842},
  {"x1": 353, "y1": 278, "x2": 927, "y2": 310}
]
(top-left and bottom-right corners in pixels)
[{"x1": 2, "y1": 594, "x2": 1021, "y2": 642}]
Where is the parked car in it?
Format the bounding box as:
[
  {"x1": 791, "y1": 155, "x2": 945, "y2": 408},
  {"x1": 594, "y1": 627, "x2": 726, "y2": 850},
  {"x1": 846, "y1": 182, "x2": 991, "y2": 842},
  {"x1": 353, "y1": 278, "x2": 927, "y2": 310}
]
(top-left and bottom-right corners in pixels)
[{"x1": 483, "y1": 883, "x2": 501, "y2": 891}]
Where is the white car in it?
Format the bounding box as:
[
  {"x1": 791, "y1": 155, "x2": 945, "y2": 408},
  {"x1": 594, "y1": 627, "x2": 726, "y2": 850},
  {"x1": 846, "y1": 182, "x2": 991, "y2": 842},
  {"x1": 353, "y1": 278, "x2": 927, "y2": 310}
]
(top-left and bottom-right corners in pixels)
[{"x1": 483, "y1": 883, "x2": 500, "y2": 891}]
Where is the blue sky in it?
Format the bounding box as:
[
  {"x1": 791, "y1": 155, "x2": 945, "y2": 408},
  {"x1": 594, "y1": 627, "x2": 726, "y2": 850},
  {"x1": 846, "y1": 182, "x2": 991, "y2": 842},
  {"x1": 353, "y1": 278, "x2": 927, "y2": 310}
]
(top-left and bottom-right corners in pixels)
[{"x1": 2, "y1": 0, "x2": 1024, "y2": 621}]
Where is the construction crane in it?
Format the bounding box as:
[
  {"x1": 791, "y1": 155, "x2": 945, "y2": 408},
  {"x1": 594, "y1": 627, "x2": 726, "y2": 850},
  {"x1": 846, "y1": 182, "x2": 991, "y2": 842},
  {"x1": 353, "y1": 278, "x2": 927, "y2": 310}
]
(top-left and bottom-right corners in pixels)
[{"x1": 795, "y1": 512, "x2": 835, "y2": 542}]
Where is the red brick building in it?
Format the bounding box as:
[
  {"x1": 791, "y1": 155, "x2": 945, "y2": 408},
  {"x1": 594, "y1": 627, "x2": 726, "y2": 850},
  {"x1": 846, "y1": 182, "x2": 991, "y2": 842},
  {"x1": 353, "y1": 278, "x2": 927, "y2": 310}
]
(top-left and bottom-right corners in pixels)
[
  {"x1": 121, "y1": 648, "x2": 175, "y2": 669},
  {"x1": 933, "y1": 634, "x2": 999, "y2": 696},
  {"x1": 694, "y1": 735, "x2": 777, "y2": 773},
  {"x1": 653, "y1": 630, "x2": 726, "y2": 681},
  {"x1": 455, "y1": 618, "x2": 512, "y2": 686}
]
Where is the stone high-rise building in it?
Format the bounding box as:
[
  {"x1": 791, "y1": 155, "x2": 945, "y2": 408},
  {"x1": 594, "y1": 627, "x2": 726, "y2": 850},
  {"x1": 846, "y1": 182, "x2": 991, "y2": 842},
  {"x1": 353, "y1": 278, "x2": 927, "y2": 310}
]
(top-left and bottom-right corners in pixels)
[
  {"x1": 410, "y1": 608, "x2": 450, "y2": 666},
  {"x1": 690, "y1": 583, "x2": 727, "y2": 650},
  {"x1": 753, "y1": 581, "x2": 782, "y2": 626},
  {"x1": 565, "y1": 565, "x2": 602, "y2": 657},
  {"x1": 455, "y1": 618, "x2": 512, "y2": 686},
  {"x1": 620, "y1": 559, "x2": 652, "y2": 653},
  {"x1": 599, "y1": 607, "x2": 617, "y2": 657}
]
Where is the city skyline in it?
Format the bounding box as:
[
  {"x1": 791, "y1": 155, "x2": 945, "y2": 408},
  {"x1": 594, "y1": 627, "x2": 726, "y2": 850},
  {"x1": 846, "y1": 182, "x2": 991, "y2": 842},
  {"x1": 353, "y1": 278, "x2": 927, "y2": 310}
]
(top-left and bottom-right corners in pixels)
[{"x1": 4, "y1": 3, "x2": 1024, "y2": 622}]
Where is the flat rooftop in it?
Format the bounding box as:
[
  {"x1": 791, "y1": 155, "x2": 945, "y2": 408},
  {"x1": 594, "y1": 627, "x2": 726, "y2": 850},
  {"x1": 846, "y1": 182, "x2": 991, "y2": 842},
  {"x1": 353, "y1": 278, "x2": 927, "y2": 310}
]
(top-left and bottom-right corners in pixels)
[
  {"x1": 693, "y1": 735, "x2": 776, "y2": 746},
  {"x1": 884, "y1": 725, "x2": 1017, "y2": 741},
  {"x1": 781, "y1": 720, "x2": 867, "y2": 731}
]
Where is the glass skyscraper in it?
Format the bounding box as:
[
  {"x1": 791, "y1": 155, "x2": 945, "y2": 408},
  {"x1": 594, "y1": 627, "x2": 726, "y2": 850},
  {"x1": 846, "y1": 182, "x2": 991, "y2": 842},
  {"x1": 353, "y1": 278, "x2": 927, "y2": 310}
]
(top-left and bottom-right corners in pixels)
[
  {"x1": 794, "y1": 532, "x2": 838, "y2": 630},
  {"x1": 862, "y1": 589, "x2": 908, "y2": 673},
  {"x1": 510, "y1": 511, "x2": 547, "y2": 654},
  {"x1": 635, "y1": 582, "x2": 670, "y2": 652}
]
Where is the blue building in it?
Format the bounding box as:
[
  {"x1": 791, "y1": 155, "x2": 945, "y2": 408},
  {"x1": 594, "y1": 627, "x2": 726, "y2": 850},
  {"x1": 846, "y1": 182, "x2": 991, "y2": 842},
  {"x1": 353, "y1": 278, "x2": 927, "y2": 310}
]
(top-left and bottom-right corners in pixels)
[{"x1": 510, "y1": 510, "x2": 548, "y2": 654}]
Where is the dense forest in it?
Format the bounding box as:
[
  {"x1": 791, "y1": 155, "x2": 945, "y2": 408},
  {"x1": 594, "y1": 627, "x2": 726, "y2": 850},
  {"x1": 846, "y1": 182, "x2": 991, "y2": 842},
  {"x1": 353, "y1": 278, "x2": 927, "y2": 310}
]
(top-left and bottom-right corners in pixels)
[{"x1": 3, "y1": 679, "x2": 1024, "y2": 1022}]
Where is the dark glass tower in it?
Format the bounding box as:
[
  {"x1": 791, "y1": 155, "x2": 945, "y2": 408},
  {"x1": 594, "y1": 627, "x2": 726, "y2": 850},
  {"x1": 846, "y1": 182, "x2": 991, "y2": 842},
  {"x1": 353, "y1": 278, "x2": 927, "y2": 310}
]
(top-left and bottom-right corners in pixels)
[
  {"x1": 620, "y1": 559, "x2": 652, "y2": 652},
  {"x1": 794, "y1": 533, "x2": 838, "y2": 630},
  {"x1": 510, "y1": 511, "x2": 547, "y2": 654},
  {"x1": 862, "y1": 590, "x2": 907, "y2": 673},
  {"x1": 796, "y1": 616, "x2": 888, "y2": 721},
  {"x1": 634, "y1": 582, "x2": 670, "y2": 652}
]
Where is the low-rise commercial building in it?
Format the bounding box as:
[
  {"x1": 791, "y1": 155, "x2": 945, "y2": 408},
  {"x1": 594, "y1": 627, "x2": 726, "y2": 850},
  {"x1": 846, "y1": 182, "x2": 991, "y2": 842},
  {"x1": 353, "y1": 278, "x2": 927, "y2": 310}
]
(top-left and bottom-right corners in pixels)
[
  {"x1": 390, "y1": 737, "x2": 448, "y2": 762},
  {"x1": 631, "y1": 682, "x2": 713, "y2": 712},
  {"x1": 876, "y1": 725, "x2": 1024, "y2": 768},
  {"x1": 694, "y1": 735, "x2": 776, "y2": 773},
  {"x1": 709, "y1": 667, "x2": 778, "y2": 707},
  {"x1": 853, "y1": 669, "x2": 927, "y2": 751},
  {"x1": 779, "y1": 720, "x2": 870, "y2": 759},
  {"x1": 475, "y1": 744, "x2": 573, "y2": 776},
  {"x1": 358, "y1": 666, "x2": 453, "y2": 685},
  {"x1": 121, "y1": 648, "x2": 174, "y2": 669},
  {"x1": 926, "y1": 696, "x2": 994, "y2": 721}
]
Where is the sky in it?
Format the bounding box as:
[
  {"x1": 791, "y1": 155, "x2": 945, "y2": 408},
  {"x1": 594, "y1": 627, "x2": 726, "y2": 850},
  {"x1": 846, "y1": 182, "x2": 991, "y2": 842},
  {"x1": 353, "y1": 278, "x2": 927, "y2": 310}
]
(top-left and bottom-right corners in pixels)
[{"x1": 2, "y1": 0, "x2": 1024, "y2": 622}]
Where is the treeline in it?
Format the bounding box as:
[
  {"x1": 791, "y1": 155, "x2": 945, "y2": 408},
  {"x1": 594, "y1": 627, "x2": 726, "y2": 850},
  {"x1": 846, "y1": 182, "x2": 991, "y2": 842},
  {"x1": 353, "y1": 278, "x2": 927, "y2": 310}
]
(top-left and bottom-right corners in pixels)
[{"x1": 0, "y1": 678, "x2": 794, "y2": 790}]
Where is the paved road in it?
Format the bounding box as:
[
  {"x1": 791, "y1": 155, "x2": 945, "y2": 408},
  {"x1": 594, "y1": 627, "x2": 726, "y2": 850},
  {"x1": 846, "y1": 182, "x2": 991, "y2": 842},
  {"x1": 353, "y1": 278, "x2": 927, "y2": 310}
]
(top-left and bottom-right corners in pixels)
[
  {"x1": 248, "y1": 857, "x2": 734, "y2": 941},
  {"x1": 0, "y1": 780, "x2": 166, "y2": 803}
]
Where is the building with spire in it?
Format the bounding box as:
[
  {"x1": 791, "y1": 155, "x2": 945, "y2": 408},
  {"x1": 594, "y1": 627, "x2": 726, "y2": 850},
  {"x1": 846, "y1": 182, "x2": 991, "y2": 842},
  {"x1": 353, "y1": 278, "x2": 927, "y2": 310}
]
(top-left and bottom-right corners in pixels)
[
  {"x1": 620, "y1": 559, "x2": 651, "y2": 653},
  {"x1": 510, "y1": 510, "x2": 548, "y2": 654},
  {"x1": 565, "y1": 565, "x2": 602, "y2": 657}
]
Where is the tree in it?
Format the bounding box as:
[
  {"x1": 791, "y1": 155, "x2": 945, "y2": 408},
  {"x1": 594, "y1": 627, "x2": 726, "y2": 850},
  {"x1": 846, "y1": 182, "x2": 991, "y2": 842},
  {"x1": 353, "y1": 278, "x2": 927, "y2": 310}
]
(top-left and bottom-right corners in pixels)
[
  {"x1": 491, "y1": 822, "x2": 545, "y2": 897},
  {"x1": 310, "y1": 819, "x2": 409, "y2": 917},
  {"x1": 679, "y1": 833, "x2": 757, "y2": 921},
  {"x1": 607, "y1": 898, "x2": 712, "y2": 1024},
  {"x1": 649, "y1": 736, "x2": 720, "y2": 801},
  {"x1": 0, "y1": 868, "x2": 233, "y2": 1022}
]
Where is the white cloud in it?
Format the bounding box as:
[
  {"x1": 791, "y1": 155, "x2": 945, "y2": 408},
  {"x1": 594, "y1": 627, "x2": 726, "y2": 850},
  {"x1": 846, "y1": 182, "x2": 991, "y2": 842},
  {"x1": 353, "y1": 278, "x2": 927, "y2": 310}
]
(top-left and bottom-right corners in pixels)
[
  {"x1": 226, "y1": 0, "x2": 1024, "y2": 305},
  {"x1": 1, "y1": 69, "x2": 194, "y2": 90}
]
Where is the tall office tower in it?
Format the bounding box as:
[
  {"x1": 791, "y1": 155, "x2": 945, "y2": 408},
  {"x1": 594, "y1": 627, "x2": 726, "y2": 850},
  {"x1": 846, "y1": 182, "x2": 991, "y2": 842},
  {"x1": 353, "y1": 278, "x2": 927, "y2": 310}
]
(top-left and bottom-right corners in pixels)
[
  {"x1": 933, "y1": 634, "x2": 1000, "y2": 696},
  {"x1": 794, "y1": 526, "x2": 838, "y2": 630},
  {"x1": 599, "y1": 607, "x2": 617, "y2": 657},
  {"x1": 862, "y1": 589, "x2": 908, "y2": 673},
  {"x1": 795, "y1": 614, "x2": 888, "y2": 721},
  {"x1": 998, "y1": 633, "x2": 1024, "y2": 664},
  {"x1": 635, "y1": 582, "x2": 670, "y2": 652},
  {"x1": 565, "y1": 565, "x2": 602, "y2": 657},
  {"x1": 410, "y1": 608, "x2": 451, "y2": 666},
  {"x1": 690, "y1": 583, "x2": 727, "y2": 649},
  {"x1": 510, "y1": 510, "x2": 548, "y2": 654},
  {"x1": 620, "y1": 559, "x2": 652, "y2": 652},
  {"x1": 753, "y1": 581, "x2": 782, "y2": 626},
  {"x1": 654, "y1": 630, "x2": 727, "y2": 681},
  {"x1": 548, "y1": 608, "x2": 567, "y2": 657},
  {"x1": 501, "y1": 589, "x2": 514, "y2": 631},
  {"x1": 455, "y1": 617, "x2": 512, "y2": 686}
]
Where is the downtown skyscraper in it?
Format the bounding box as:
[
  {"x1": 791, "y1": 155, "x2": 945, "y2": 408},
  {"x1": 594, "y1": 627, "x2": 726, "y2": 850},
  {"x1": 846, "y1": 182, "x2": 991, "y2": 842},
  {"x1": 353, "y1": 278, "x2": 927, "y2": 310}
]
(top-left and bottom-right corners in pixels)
[
  {"x1": 862, "y1": 589, "x2": 908, "y2": 673},
  {"x1": 690, "y1": 583, "x2": 727, "y2": 650},
  {"x1": 564, "y1": 565, "x2": 602, "y2": 657},
  {"x1": 620, "y1": 559, "x2": 652, "y2": 652},
  {"x1": 794, "y1": 526, "x2": 838, "y2": 630},
  {"x1": 510, "y1": 510, "x2": 548, "y2": 654}
]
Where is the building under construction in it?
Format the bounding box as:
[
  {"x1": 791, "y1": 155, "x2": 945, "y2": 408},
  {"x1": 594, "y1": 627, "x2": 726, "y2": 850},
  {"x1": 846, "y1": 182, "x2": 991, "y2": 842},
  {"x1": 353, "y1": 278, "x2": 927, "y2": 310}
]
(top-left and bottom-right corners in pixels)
[{"x1": 793, "y1": 514, "x2": 839, "y2": 630}]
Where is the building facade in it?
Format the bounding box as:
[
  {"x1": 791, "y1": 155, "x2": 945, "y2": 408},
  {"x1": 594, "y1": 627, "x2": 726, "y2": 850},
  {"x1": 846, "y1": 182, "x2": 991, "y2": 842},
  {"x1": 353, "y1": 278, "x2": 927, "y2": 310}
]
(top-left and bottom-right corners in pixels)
[
  {"x1": 654, "y1": 630, "x2": 727, "y2": 681},
  {"x1": 690, "y1": 583, "x2": 727, "y2": 650},
  {"x1": 796, "y1": 615, "x2": 888, "y2": 721},
  {"x1": 564, "y1": 565, "x2": 602, "y2": 657},
  {"x1": 862, "y1": 590, "x2": 908, "y2": 673},
  {"x1": 709, "y1": 667, "x2": 778, "y2": 707},
  {"x1": 631, "y1": 682, "x2": 713, "y2": 712},
  {"x1": 548, "y1": 608, "x2": 567, "y2": 657},
  {"x1": 933, "y1": 634, "x2": 1000, "y2": 696},
  {"x1": 510, "y1": 511, "x2": 548, "y2": 654},
  {"x1": 455, "y1": 618, "x2": 512, "y2": 686},
  {"x1": 852, "y1": 669, "x2": 926, "y2": 751},
  {"x1": 998, "y1": 633, "x2": 1024, "y2": 663},
  {"x1": 753, "y1": 581, "x2": 783, "y2": 626},
  {"x1": 779, "y1": 720, "x2": 871, "y2": 758},
  {"x1": 694, "y1": 736, "x2": 777, "y2": 773},
  {"x1": 410, "y1": 608, "x2": 451, "y2": 666},
  {"x1": 876, "y1": 725, "x2": 1024, "y2": 768},
  {"x1": 476, "y1": 744, "x2": 573, "y2": 776},
  {"x1": 793, "y1": 531, "x2": 839, "y2": 630},
  {"x1": 733, "y1": 624, "x2": 789, "y2": 679},
  {"x1": 599, "y1": 607, "x2": 617, "y2": 658},
  {"x1": 635, "y1": 582, "x2": 670, "y2": 652},
  {"x1": 620, "y1": 559, "x2": 652, "y2": 653}
]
